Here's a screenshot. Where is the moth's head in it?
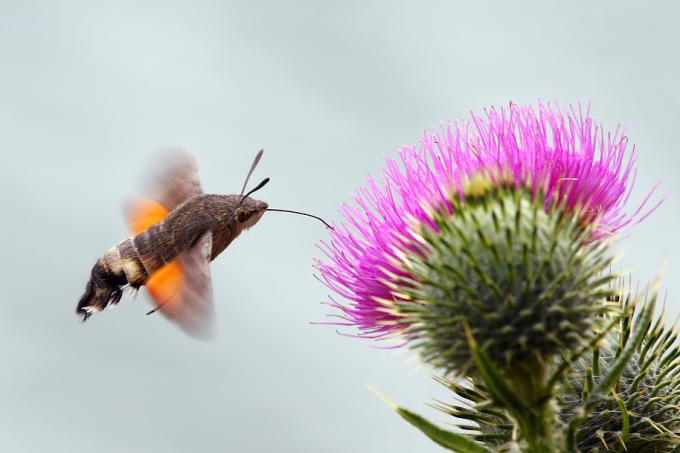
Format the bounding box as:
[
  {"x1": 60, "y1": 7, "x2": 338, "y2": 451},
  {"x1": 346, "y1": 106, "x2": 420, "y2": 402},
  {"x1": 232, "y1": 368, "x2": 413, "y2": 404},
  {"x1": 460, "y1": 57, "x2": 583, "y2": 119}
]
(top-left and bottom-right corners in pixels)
[{"x1": 235, "y1": 197, "x2": 268, "y2": 229}]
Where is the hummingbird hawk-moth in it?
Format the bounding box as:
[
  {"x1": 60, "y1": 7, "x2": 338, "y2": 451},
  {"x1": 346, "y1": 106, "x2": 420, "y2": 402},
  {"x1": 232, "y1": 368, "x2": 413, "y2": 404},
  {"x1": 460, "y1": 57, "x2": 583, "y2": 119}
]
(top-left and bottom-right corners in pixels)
[{"x1": 76, "y1": 149, "x2": 328, "y2": 338}]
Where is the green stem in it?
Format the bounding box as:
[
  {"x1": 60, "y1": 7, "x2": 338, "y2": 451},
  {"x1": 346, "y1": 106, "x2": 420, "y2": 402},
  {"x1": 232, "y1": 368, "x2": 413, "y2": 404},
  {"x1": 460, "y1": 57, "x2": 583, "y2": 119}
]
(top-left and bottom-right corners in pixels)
[{"x1": 507, "y1": 361, "x2": 557, "y2": 453}]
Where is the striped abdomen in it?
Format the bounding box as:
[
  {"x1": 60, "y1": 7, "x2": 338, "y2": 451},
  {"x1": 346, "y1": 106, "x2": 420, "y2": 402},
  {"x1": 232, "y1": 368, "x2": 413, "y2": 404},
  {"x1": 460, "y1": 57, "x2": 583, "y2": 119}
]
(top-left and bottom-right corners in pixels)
[
  {"x1": 100, "y1": 223, "x2": 180, "y2": 289},
  {"x1": 76, "y1": 198, "x2": 215, "y2": 319},
  {"x1": 76, "y1": 230, "x2": 180, "y2": 319}
]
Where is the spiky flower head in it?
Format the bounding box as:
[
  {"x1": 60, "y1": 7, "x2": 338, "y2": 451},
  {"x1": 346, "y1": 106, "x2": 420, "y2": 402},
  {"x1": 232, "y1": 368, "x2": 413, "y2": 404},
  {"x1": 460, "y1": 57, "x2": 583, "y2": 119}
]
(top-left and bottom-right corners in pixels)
[
  {"x1": 316, "y1": 102, "x2": 656, "y2": 371},
  {"x1": 394, "y1": 186, "x2": 616, "y2": 372}
]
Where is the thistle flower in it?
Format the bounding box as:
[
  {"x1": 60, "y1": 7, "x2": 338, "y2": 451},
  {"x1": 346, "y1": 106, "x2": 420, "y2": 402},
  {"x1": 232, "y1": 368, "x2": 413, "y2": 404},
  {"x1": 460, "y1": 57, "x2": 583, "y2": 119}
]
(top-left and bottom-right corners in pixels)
[
  {"x1": 394, "y1": 186, "x2": 616, "y2": 372},
  {"x1": 316, "y1": 101, "x2": 657, "y2": 372}
]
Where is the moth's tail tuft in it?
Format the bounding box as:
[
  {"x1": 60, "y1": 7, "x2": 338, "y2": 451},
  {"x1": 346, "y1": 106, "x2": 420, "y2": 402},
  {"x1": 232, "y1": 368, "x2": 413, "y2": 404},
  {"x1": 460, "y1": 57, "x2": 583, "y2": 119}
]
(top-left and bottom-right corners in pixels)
[{"x1": 76, "y1": 262, "x2": 124, "y2": 321}]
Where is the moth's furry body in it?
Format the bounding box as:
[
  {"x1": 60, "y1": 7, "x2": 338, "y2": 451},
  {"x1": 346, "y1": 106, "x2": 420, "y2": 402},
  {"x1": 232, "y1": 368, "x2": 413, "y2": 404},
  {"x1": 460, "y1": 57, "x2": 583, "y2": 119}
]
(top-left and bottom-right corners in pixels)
[{"x1": 77, "y1": 193, "x2": 267, "y2": 321}]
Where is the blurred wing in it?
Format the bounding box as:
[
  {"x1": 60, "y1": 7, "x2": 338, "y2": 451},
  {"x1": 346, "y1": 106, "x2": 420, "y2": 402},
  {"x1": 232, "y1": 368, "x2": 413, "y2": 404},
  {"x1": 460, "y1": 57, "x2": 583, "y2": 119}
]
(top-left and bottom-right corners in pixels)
[
  {"x1": 149, "y1": 231, "x2": 215, "y2": 339},
  {"x1": 142, "y1": 148, "x2": 204, "y2": 211},
  {"x1": 125, "y1": 150, "x2": 213, "y2": 338},
  {"x1": 127, "y1": 197, "x2": 170, "y2": 234},
  {"x1": 126, "y1": 149, "x2": 203, "y2": 232}
]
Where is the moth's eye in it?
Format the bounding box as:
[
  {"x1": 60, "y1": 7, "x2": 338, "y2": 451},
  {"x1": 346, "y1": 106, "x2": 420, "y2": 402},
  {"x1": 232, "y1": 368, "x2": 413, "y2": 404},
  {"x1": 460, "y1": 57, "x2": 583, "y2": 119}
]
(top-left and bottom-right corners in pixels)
[{"x1": 236, "y1": 208, "x2": 250, "y2": 223}]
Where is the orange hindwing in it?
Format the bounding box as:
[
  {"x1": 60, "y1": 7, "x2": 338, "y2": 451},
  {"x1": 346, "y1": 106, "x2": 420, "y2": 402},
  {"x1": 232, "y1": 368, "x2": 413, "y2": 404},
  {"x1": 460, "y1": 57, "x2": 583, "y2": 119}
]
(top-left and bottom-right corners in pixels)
[{"x1": 127, "y1": 197, "x2": 185, "y2": 316}]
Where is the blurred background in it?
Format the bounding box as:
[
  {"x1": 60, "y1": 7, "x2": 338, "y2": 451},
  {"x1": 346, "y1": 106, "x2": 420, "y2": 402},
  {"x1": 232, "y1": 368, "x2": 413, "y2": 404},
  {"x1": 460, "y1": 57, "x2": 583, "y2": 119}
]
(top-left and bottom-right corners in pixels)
[{"x1": 1, "y1": 1, "x2": 678, "y2": 452}]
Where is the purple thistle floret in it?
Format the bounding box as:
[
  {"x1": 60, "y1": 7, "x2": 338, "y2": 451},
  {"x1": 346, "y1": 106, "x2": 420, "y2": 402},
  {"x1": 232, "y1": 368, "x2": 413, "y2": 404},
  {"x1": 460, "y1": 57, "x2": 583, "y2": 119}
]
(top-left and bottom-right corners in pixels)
[{"x1": 316, "y1": 102, "x2": 658, "y2": 341}]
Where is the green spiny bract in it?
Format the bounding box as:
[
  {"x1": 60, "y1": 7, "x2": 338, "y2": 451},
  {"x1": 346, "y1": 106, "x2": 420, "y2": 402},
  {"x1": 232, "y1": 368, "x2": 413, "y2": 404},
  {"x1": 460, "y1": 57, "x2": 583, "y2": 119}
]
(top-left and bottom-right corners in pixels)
[
  {"x1": 563, "y1": 333, "x2": 680, "y2": 450},
  {"x1": 393, "y1": 187, "x2": 616, "y2": 374},
  {"x1": 436, "y1": 288, "x2": 680, "y2": 452}
]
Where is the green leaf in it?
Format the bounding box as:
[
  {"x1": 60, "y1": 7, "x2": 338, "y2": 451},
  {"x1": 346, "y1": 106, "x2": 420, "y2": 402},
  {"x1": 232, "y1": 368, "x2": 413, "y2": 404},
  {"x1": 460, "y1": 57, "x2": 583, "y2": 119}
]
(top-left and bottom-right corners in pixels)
[
  {"x1": 463, "y1": 324, "x2": 528, "y2": 421},
  {"x1": 396, "y1": 407, "x2": 492, "y2": 453}
]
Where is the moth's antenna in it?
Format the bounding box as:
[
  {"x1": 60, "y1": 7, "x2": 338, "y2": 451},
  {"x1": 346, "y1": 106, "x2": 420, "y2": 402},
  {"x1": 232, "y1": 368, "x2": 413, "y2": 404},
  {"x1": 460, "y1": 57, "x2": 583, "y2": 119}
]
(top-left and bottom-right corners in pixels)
[
  {"x1": 240, "y1": 149, "x2": 264, "y2": 196},
  {"x1": 267, "y1": 208, "x2": 333, "y2": 229},
  {"x1": 239, "y1": 177, "x2": 270, "y2": 206}
]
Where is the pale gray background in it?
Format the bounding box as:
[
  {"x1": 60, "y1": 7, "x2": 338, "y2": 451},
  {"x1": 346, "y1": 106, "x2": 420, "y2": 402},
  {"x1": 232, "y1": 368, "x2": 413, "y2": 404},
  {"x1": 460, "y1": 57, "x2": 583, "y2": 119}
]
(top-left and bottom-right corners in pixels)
[{"x1": 1, "y1": 1, "x2": 678, "y2": 452}]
